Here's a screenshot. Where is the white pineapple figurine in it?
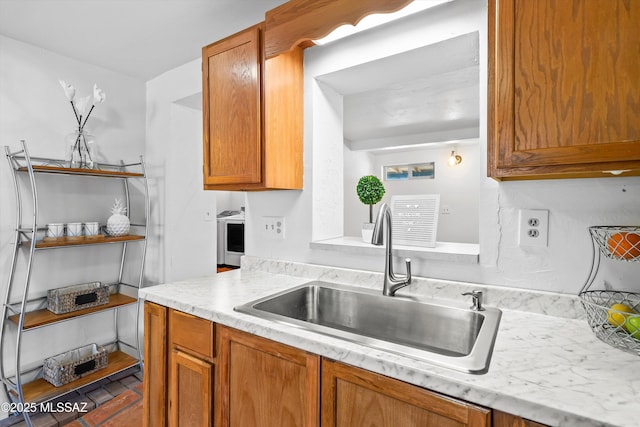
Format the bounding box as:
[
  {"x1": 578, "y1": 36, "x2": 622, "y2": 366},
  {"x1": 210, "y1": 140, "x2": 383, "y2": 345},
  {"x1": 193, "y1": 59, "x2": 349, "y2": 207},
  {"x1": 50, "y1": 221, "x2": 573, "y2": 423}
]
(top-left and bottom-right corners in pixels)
[{"x1": 106, "y1": 198, "x2": 130, "y2": 236}]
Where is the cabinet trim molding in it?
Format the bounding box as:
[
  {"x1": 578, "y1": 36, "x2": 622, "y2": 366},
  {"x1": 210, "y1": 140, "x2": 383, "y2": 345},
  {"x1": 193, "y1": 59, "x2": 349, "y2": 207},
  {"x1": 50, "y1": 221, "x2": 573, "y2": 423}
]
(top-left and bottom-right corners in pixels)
[{"x1": 264, "y1": 0, "x2": 413, "y2": 58}]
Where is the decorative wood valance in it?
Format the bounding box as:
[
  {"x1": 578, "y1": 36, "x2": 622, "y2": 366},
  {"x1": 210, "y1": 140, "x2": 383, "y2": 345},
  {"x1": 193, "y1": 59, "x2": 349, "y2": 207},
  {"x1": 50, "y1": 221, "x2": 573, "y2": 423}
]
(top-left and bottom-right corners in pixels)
[{"x1": 264, "y1": 0, "x2": 413, "y2": 58}]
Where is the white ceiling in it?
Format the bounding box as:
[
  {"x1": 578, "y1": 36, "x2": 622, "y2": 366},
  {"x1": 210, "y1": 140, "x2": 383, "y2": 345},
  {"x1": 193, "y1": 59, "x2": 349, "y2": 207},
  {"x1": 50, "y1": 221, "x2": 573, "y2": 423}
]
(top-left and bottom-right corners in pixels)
[
  {"x1": 0, "y1": 0, "x2": 287, "y2": 81},
  {"x1": 317, "y1": 31, "x2": 480, "y2": 151}
]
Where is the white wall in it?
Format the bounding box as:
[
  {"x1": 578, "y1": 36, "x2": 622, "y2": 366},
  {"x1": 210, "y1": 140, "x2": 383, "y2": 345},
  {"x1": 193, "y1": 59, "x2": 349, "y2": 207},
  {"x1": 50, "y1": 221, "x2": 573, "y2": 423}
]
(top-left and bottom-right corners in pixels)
[
  {"x1": 0, "y1": 33, "x2": 221, "y2": 414},
  {"x1": 344, "y1": 143, "x2": 480, "y2": 243},
  {"x1": 145, "y1": 59, "x2": 218, "y2": 284},
  {"x1": 0, "y1": 35, "x2": 146, "y2": 414},
  {"x1": 343, "y1": 146, "x2": 374, "y2": 235},
  {"x1": 245, "y1": 0, "x2": 640, "y2": 295}
]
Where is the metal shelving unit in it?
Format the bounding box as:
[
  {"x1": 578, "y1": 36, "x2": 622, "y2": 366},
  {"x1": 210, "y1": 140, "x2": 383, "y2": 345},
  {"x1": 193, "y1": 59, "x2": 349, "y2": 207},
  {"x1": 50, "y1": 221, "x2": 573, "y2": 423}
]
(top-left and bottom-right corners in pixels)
[{"x1": 1, "y1": 140, "x2": 149, "y2": 426}]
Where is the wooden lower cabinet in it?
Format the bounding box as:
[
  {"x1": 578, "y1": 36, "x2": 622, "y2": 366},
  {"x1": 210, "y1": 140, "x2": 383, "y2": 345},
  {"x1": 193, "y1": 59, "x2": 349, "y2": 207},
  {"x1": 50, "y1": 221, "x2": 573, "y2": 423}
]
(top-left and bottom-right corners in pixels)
[
  {"x1": 169, "y1": 349, "x2": 214, "y2": 427},
  {"x1": 144, "y1": 303, "x2": 550, "y2": 427},
  {"x1": 493, "y1": 411, "x2": 548, "y2": 427},
  {"x1": 143, "y1": 303, "x2": 217, "y2": 427},
  {"x1": 143, "y1": 302, "x2": 167, "y2": 427},
  {"x1": 167, "y1": 309, "x2": 216, "y2": 427},
  {"x1": 218, "y1": 326, "x2": 320, "y2": 427},
  {"x1": 322, "y1": 359, "x2": 491, "y2": 427}
]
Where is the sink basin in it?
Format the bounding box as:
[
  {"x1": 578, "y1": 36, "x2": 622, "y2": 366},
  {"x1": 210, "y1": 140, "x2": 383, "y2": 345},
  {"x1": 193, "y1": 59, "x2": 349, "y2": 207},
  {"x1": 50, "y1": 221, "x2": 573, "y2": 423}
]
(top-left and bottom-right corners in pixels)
[{"x1": 235, "y1": 281, "x2": 501, "y2": 374}]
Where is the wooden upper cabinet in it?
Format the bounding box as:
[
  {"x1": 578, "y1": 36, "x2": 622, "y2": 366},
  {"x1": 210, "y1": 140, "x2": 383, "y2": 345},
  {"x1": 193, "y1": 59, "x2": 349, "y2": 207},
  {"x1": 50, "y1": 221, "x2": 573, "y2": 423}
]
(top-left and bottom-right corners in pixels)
[
  {"x1": 264, "y1": 0, "x2": 413, "y2": 58},
  {"x1": 203, "y1": 24, "x2": 262, "y2": 188},
  {"x1": 488, "y1": 0, "x2": 640, "y2": 180},
  {"x1": 202, "y1": 23, "x2": 303, "y2": 191}
]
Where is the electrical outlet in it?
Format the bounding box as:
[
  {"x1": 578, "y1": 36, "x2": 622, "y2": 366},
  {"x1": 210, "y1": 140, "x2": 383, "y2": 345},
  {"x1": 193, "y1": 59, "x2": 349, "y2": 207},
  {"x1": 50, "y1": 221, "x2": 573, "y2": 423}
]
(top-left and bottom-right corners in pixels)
[
  {"x1": 261, "y1": 216, "x2": 285, "y2": 240},
  {"x1": 518, "y1": 209, "x2": 549, "y2": 247},
  {"x1": 440, "y1": 206, "x2": 451, "y2": 215}
]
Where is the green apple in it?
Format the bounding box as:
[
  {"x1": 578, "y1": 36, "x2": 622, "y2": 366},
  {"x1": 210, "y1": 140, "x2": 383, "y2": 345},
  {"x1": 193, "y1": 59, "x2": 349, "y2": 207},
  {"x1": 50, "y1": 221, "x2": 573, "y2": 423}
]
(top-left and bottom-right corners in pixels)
[{"x1": 624, "y1": 315, "x2": 640, "y2": 339}]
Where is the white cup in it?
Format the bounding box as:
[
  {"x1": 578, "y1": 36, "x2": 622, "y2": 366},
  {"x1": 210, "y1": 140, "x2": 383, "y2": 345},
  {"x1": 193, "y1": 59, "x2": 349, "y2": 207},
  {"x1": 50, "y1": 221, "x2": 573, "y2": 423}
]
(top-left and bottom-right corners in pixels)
[
  {"x1": 84, "y1": 222, "x2": 100, "y2": 236},
  {"x1": 46, "y1": 223, "x2": 65, "y2": 238},
  {"x1": 66, "y1": 222, "x2": 83, "y2": 237}
]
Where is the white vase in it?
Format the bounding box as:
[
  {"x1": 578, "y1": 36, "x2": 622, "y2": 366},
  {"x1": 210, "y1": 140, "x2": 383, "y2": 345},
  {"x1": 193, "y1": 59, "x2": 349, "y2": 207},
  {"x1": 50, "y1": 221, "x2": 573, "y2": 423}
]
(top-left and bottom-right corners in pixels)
[{"x1": 361, "y1": 222, "x2": 375, "y2": 243}]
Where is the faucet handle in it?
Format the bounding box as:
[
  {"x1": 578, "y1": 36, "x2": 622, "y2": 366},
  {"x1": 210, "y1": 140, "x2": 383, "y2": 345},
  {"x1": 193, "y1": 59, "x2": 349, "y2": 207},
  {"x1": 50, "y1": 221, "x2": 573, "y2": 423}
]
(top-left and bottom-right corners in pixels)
[
  {"x1": 462, "y1": 290, "x2": 484, "y2": 311},
  {"x1": 404, "y1": 258, "x2": 412, "y2": 284}
]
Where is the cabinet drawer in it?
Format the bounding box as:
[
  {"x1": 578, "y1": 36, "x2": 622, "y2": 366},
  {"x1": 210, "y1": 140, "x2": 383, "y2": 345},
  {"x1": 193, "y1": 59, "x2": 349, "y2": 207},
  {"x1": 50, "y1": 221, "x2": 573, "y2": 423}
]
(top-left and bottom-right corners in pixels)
[{"x1": 169, "y1": 309, "x2": 214, "y2": 359}]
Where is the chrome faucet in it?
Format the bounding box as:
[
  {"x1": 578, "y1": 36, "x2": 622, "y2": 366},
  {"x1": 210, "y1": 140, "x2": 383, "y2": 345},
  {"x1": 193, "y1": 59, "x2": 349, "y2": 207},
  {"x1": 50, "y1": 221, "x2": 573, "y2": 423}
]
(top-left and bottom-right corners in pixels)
[{"x1": 371, "y1": 203, "x2": 412, "y2": 296}]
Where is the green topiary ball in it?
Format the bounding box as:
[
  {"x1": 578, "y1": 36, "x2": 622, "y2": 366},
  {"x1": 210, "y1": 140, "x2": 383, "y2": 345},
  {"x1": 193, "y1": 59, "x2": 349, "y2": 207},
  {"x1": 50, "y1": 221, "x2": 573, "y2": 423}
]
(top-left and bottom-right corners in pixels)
[
  {"x1": 356, "y1": 175, "x2": 385, "y2": 205},
  {"x1": 356, "y1": 175, "x2": 385, "y2": 223}
]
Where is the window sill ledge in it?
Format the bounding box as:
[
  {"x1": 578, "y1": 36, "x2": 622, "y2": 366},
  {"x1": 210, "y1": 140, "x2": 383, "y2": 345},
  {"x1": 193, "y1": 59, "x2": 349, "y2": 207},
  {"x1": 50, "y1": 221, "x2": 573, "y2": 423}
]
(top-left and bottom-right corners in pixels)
[{"x1": 310, "y1": 236, "x2": 479, "y2": 264}]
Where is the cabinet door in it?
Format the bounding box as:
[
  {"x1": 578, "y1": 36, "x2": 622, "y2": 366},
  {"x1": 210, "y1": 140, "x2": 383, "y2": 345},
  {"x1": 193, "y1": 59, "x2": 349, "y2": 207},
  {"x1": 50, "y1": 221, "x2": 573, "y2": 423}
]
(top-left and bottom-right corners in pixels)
[
  {"x1": 322, "y1": 359, "x2": 490, "y2": 427},
  {"x1": 218, "y1": 326, "x2": 320, "y2": 427},
  {"x1": 488, "y1": 0, "x2": 640, "y2": 180},
  {"x1": 143, "y1": 302, "x2": 167, "y2": 427},
  {"x1": 167, "y1": 309, "x2": 217, "y2": 427},
  {"x1": 493, "y1": 411, "x2": 548, "y2": 427},
  {"x1": 169, "y1": 349, "x2": 214, "y2": 427},
  {"x1": 202, "y1": 24, "x2": 262, "y2": 187}
]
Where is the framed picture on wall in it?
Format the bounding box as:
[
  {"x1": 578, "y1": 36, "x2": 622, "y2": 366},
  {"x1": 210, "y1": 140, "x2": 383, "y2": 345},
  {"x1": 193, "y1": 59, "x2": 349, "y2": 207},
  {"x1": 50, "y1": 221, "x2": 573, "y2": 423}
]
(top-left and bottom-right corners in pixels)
[{"x1": 383, "y1": 162, "x2": 434, "y2": 181}]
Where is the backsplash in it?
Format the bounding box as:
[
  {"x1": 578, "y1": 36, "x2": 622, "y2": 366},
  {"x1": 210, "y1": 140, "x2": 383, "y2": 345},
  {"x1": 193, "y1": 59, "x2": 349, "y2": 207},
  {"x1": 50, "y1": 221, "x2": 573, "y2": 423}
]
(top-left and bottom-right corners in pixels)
[{"x1": 241, "y1": 256, "x2": 585, "y2": 319}]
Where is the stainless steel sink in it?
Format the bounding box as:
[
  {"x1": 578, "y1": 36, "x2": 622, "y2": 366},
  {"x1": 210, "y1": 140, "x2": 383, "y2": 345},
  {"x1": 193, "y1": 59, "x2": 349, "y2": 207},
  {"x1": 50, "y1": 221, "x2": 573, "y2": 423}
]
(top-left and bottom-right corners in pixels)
[{"x1": 234, "y1": 281, "x2": 501, "y2": 374}]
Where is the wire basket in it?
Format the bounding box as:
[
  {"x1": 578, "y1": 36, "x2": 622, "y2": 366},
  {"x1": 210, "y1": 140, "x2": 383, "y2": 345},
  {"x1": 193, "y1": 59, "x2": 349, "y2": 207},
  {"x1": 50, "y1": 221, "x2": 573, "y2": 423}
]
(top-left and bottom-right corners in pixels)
[
  {"x1": 589, "y1": 226, "x2": 640, "y2": 262},
  {"x1": 579, "y1": 291, "x2": 640, "y2": 355},
  {"x1": 579, "y1": 226, "x2": 640, "y2": 355}
]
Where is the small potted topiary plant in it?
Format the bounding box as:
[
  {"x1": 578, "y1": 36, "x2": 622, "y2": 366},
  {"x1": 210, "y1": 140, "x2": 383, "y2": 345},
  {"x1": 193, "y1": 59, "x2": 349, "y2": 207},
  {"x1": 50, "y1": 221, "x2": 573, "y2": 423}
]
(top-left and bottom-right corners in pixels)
[{"x1": 356, "y1": 175, "x2": 385, "y2": 242}]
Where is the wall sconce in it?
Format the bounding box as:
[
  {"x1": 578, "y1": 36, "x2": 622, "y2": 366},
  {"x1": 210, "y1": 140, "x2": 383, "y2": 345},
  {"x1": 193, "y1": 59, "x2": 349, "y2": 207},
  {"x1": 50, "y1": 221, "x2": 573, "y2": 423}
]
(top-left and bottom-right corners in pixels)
[{"x1": 448, "y1": 150, "x2": 462, "y2": 166}]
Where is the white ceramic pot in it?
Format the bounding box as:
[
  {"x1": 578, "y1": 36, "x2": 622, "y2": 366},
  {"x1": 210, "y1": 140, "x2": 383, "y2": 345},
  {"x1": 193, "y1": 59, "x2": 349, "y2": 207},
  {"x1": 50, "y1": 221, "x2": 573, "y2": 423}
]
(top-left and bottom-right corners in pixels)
[{"x1": 361, "y1": 222, "x2": 375, "y2": 243}]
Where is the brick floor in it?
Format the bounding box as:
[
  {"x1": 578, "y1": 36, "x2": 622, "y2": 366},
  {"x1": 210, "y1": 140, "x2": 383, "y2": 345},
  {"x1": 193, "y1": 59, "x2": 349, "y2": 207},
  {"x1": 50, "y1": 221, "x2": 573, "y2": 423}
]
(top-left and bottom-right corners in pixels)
[
  {"x1": 97, "y1": 398, "x2": 142, "y2": 427},
  {"x1": 78, "y1": 390, "x2": 140, "y2": 427},
  {"x1": 0, "y1": 367, "x2": 142, "y2": 427},
  {"x1": 85, "y1": 389, "x2": 114, "y2": 408}
]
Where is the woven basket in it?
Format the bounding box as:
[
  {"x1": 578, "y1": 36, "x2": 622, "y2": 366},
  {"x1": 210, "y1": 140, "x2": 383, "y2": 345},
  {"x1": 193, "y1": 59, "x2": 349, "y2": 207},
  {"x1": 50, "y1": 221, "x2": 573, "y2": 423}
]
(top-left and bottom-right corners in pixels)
[
  {"x1": 47, "y1": 282, "x2": 109, "y2": 314},
  {"x1": 43, "y1": 344, "x2": 108, "y2": 387}
]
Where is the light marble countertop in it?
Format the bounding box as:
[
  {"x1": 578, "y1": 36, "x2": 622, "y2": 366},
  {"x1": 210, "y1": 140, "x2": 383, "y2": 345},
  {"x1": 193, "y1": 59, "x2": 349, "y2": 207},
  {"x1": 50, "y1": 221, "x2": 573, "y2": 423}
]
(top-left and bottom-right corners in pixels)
[{"x1": 140, "y1": 259, "x2": 640, "y2": 427}]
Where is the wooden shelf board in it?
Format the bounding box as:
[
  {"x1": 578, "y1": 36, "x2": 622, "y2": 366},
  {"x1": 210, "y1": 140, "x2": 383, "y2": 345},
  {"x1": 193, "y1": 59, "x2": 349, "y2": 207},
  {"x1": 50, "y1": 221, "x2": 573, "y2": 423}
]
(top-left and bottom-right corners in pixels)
[
  {"x1": 18, "y1": 165, "x2": 143, "y2": 178},
  {"x1": 8, "y1": 293, "x2": 137, "y2": 330},
  {"x1": 26, "y1": 234, "x2": 145, "y2": 249},
  {"x1": 11, "y1": 351, "x2": 139, "y2": 404}
]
